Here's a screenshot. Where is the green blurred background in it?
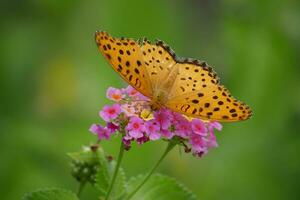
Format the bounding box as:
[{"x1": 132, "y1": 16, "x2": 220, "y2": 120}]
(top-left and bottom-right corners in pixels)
[{"x1": 1, "y1": 0, "x2": 300, "y2": 199}]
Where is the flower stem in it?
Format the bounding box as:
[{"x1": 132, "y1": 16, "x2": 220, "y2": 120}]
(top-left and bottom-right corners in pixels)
[
  {"x1": 126, "y1": 141, "x2": 176, "y2": 200},
  {"x1": 105, "y1": 140, "x2": 125, "y2": 200},
  {"x1": 77, "y1": 181, "x2": 86, "y2": 198}
]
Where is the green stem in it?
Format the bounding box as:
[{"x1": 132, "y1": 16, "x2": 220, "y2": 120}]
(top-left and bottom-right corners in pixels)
[
  {"x1": 77, "y1": 181, "x2": 86, "y2": 198},
  {"x1": 105, "y1": 140, "x2": 125, "y2": 200},
  {"x1": 126, "y1": 141, "x2": 176, "y2": 200}
]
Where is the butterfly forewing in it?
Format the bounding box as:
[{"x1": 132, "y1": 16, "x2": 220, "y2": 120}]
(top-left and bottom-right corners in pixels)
[
  {"x1": 95, "y1": 31, "x2": 152, "y2": 97},
  {"x1": 140, "y1": 40, "x2": 176, "y2": 92}
]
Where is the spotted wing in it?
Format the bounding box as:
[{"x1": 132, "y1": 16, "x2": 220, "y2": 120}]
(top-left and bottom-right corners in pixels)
[
  {"x1": 139, "y1": 39, "x2": 177, "y2": 92},
  {"x1": 153, "y1": 42, "x2": 253, "y2": 122},
  {"x1": 95, "y1": 31, "x2": 153, "y2": 97}
]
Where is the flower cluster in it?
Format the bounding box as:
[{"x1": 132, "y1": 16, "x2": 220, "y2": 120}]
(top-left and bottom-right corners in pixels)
[{"x1": 89, "y1": 86, "x2": 222, "y2": 157}]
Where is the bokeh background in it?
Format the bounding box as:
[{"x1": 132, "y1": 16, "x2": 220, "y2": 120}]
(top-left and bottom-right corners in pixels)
[{"x1": 1, "y1": 0, "x2": 300, "y2": 199}]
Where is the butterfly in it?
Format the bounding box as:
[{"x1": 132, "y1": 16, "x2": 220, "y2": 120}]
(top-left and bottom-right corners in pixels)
[{"x1": 95, "y1": 30, "x2": 252, "y2": 122}]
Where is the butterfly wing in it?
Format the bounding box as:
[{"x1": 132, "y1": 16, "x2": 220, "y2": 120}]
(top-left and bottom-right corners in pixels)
[
  {"x1": 95, "y1": 31, "x2": 153, "y2": 97},
  {"x1": 166, "y1": 62, "x2": 252, "y2": 122},
  {"x1": 139, "y1": 39, "x2": 177, "y2": 92},
  {"x1": 153, "y1": 41, "x2": 252, "y2": 122}
]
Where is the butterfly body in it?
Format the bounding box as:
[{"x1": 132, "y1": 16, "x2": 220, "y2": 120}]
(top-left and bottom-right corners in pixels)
[
  {"x1": 95, "y1": 30, "x2": 252, "y2": 122},
  {"x1": 153, "y1": 65, "x2": 179, "y2": 105}
]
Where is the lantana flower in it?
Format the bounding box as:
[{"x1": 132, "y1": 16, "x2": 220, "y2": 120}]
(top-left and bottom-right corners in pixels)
[
  {"x1": 89, "y1": 124, "x2": 112, "y2": 140},
  {"x1": 90, "y1": 86, "x2": 223, "y2": 157},
  {"x1": 126, "y1": 117, "x2": 145, "y2": 139},
  {"x1": 154, "y1": 109, "x2": 172, "y2": 130},
  {"x1": 106, "y1": 87, "x2": 124, "y2": 102},
  {"x1": 191, "y1": 119, "x2": 207, "y2": 136},
  {"x1": 145, "y1": 120, "x2": 161, "y2": 140},
  {"x1": 99, "y1": 104, "x2": 121, "y2": 122}
]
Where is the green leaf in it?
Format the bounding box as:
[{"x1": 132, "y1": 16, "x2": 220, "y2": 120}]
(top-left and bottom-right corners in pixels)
[
  {"x1": 22, "y1": 188, "x2": 79, "y2": 200},
  {"x1": 95, "y1": 156, "x2": 126, "y2": 199},
  {"x1": 126, "y1": 174, "x2": 198, "y2": 200}
]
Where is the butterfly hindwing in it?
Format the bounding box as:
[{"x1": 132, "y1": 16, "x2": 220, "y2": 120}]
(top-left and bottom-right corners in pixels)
[
  {"x1": 95, "y1": 31, "x2": 152, "y2": 97},
  {"x1": 165, "y1": 62, "x2": 252, "y2": 121}
]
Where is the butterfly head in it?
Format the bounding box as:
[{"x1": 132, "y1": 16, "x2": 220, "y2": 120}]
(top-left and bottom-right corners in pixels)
[{"x1": 148, "y1": 89, "x2": 168, "y2": 111}]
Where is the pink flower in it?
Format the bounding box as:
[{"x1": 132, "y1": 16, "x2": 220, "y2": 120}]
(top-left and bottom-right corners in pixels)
[
  {"x1": 161, "y1": 129, "x2": 174, "y2": 139},
  {"x1": 145, "y1": 120, "x2": 160, "y2": 140},
  {"x1": 175, "y1": 120, "x2": 192, "y2": 138},
  {"x1": 89, "y1": 124, "x2": 111, "y2": 140},
  {"x1": 121, "y1": 103, "x2": 136, "y2": 117},
  {"x1": 124, "y1": 86, "x2": 149, "y2": 101},
  {"x1": 136, "y1": 134, "x2": 149, "y2": 144},
  {"x1": 106, "y1": 87, "x2": 124, "y2": 102},
  {"x1": 135, "y1": 93, "x2": 150, "y2": 101},
  {"x1": 207, "y1": 132, "x2": 218, "y2": 148},
  {"x1": 208, "y1": 121, "x2": 223, "y2": 138},
  {"x1": 98, "y1": 127, "x2": 111, "y2": 140},
  {"x1": 124, "y1": 85, "x2": 139, "y2": 97},
  {"x1": 122, "y1": 135, "x2": 133, "y2": 150},
  {"x1": 172, "y1": 112, "x2": 186, "y2": 124},
  {"x1": 99, "y1": 104, "x2": 122, "y2": 122},
  {"x1": 107, "y1": 122, "x2": 120, "y2": 133},
  {"x1": 89, "y1": 124, "x2": 99, "y2": 135},
  {"x1": 208, "y1": 121, "x2": 222, "y2": 134},
  {"x1": 191, "y1": 119, "x2": 207, "y2": 136},
  {"x1": 123, "y1": 134, "x2": 133, "y2": 141},
  {"x1": 189, "y1": 133, "x2": 207, "y2": 153},
  {"x1": 154, "y1": 109, "x2": 172, "y2": 130},
  {"x1": 126, "y1": 117, "x2": 145, "y2": 138}
]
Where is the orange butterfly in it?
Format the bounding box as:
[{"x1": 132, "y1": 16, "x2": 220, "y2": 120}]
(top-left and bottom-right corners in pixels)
[{"x1": 95, "y1": 30, "x2": 252, "y2": 122}]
